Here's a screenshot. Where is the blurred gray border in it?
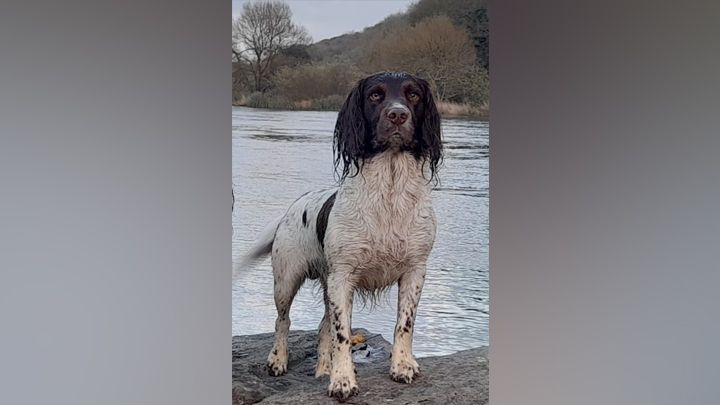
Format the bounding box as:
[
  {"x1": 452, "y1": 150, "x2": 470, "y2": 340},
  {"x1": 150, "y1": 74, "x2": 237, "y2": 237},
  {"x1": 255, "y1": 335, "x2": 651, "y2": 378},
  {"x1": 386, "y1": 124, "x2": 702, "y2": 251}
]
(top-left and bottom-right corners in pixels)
[
  {"x1": 0, "y1": 0, "x2": 229, "y2": 404},
  {"x1": 491, "y1": 1, "x2": 720, "y2": 404},
  {"x1": 3, "y1": 0, "x2": 720, "y2": 404}
]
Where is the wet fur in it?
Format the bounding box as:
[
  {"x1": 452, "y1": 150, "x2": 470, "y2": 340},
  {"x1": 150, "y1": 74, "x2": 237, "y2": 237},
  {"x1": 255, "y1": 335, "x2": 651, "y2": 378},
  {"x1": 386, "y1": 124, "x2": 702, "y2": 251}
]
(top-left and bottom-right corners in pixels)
[{"x1": 239, "y1": 72, "x2": 442, "y2": 400}]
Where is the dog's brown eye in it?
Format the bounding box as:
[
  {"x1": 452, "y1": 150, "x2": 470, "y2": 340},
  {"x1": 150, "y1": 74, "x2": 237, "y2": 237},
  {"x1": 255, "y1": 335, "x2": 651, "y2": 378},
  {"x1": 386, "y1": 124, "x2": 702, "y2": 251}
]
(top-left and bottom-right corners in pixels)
[
  {"x1": 369, "y1": 92, "x2": 383, "y2": 102},
  {"x1": 408, "y1": 92, "x2": 420, "y2": 102}
]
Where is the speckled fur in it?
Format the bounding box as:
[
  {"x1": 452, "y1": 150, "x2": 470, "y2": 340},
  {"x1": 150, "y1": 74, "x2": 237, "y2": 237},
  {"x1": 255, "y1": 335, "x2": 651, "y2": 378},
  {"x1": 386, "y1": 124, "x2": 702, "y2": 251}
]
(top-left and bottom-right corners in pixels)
[{"x1": 238, "y1": 72, "x2": 442, "y2": 400}]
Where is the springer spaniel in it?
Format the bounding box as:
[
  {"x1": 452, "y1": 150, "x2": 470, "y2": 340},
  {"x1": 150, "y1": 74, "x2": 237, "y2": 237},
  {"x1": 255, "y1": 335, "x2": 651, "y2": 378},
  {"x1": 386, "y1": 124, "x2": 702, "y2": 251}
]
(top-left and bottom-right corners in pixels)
[{"x1": 238, "y1": 71, "x2": 443, "y2": 400}]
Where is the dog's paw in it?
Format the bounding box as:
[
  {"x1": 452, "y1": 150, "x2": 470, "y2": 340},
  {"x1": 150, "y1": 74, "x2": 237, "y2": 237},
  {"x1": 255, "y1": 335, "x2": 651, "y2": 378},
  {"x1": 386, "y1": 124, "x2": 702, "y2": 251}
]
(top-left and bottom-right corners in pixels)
[
  {"x1": 266, "y1": 350, "x2": 288, "y2": 376},
  {"x1": 327, "y1": 375, "x2": 359, "y2": 400},
  {"x1": 266, "y1": 360, "x2": 287, "y2": 376},
  {"x1": 390, "y1": 357, "x2": 420, "y2": 384}
]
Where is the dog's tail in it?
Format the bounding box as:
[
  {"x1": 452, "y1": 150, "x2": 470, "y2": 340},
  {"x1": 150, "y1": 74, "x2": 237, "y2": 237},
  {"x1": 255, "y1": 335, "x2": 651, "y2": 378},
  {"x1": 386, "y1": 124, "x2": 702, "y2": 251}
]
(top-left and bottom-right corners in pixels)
[{"x1": 234, "y1": 215, "x2": 282, "y2": 272}]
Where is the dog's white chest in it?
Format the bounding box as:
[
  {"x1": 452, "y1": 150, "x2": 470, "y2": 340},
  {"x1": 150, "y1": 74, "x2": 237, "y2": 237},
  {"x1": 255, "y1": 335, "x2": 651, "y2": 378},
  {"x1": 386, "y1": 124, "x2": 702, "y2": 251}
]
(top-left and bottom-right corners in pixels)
[
  {"x1": 323, "y1": 152, "x2": 437, "y2": 289},
  {"x1": 349, "y1": 208, "x2": 435, "y2": 290},
  {"x1": 331, "y1": 187, "x2": 435, "y2": 273}
]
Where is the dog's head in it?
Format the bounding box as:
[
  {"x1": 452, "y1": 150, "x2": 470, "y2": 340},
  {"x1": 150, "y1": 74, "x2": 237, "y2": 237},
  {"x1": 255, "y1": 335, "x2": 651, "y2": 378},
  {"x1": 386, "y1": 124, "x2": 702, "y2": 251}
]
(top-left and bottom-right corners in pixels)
[{"x1": 333, "y1": 71, "x2": 443, "y2": 182}]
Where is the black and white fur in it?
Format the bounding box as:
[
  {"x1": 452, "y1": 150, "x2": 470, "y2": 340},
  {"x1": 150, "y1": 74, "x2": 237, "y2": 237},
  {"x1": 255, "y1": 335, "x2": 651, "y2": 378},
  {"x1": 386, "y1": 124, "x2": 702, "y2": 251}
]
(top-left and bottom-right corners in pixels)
[{"x1": 238, "y1": 71, "x2": 442, "y2": 400}]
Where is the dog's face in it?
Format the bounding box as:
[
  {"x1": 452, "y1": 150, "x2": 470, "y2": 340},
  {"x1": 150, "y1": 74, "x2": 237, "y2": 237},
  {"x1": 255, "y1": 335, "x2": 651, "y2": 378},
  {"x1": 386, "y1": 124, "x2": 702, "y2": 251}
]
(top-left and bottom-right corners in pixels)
[
  {"x1": 333, "y1": 71, "x2": 443, "y2": 181},
  {"x1": 363, "y1": 72, "x2": 424, "y2": 151}
]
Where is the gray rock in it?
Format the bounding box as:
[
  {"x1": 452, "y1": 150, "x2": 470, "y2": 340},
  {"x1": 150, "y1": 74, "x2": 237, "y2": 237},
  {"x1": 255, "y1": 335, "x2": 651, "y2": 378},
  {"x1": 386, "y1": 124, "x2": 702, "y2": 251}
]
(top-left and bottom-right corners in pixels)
[{"x1": 232, "y1": 328, "x2": 488, "y2": 404}]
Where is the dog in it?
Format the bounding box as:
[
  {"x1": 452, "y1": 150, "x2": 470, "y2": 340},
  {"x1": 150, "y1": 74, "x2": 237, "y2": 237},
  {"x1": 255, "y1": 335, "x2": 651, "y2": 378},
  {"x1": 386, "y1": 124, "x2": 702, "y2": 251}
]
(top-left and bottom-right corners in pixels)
[{"x1": 238, "y1": 71, "x2": 442, "y2": 400}]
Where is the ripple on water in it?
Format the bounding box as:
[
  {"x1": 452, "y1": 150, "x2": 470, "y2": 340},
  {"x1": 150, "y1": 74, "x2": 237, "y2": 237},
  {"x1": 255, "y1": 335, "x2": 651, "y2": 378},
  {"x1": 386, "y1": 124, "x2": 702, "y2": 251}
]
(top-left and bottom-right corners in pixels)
[{"x1": 232, "y1": 107, "x2": 489, "y2": 356}]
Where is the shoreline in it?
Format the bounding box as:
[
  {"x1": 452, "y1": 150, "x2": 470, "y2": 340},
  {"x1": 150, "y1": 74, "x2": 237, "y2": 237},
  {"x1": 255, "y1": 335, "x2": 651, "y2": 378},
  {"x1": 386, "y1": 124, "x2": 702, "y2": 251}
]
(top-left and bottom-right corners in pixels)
[{"x1": 232, "y1": 103, "x2": 490, "y2": 120}]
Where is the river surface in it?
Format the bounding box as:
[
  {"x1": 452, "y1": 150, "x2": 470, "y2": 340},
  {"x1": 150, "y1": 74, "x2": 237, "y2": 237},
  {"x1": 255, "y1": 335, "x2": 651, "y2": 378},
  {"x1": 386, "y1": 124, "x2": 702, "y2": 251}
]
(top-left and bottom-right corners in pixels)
[{"x1": 232, "y1": 106, "x2": 488, "y2": 357}]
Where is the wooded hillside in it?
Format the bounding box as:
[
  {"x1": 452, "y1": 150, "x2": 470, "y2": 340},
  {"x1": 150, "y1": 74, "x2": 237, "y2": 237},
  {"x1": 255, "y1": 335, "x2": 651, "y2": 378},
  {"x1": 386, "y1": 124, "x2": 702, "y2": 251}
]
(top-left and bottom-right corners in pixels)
[{"x1": 232, "y1": 0, "x2": 489, "y2": 117}]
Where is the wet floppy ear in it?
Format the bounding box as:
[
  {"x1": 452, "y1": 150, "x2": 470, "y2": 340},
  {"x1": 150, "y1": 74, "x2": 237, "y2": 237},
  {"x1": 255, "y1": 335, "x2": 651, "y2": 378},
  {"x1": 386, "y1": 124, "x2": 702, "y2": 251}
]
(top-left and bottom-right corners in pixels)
[
  {"x1": 417, "y1": 78, "x2": 443, "y2": 181},
  {"x1": 333, "y1": 78, "x2": 368, "y2": 180}
]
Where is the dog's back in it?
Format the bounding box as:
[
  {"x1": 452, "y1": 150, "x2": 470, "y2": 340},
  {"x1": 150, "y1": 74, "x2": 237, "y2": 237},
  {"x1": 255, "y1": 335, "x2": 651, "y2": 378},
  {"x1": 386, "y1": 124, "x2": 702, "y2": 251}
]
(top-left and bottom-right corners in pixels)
[
  {"x1": 238, "y1": 188, "x2": 337, "y2": 271},
  {"x1": 269, "y1": 188, "x2": 337, "y2": 280}
]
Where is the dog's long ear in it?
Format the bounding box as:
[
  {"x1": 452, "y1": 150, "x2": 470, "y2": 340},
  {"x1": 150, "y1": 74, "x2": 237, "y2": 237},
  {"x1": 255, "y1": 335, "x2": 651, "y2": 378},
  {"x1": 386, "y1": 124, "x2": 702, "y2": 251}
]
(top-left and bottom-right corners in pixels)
[
  {"x1": 333, "y1": 78, "x2": 367, "y2": 181},
  {"x1": 416, "y1": 77, "x2": 443, "y2": 183}
]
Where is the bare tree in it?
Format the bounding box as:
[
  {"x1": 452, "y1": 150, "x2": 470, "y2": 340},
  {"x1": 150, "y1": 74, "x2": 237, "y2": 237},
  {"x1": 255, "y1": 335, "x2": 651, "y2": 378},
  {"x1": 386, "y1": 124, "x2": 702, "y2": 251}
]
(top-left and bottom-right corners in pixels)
[{"x1": 232, "y1": 1, "x2": 311, "y2": 92}]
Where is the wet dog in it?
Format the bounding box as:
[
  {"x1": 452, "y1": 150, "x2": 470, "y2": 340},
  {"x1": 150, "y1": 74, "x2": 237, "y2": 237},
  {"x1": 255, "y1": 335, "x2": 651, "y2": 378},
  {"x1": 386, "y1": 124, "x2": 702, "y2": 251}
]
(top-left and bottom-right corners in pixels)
[{"x1": 238, "y1": 71, "x2": 443, "y2": 399}]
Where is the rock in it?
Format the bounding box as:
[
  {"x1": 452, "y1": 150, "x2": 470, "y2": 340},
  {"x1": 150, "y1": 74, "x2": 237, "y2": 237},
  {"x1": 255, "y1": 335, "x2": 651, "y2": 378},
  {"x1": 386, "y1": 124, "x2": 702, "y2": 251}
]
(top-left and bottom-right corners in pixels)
[{"x1": 232, "y1": 328, "x2": 488, "y2": 404}]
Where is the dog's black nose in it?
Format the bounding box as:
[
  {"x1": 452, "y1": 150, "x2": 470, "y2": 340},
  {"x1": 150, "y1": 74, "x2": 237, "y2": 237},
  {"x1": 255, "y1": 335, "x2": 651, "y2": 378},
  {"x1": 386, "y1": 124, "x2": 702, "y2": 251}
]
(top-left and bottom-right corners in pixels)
[{"x1": 387, "y1": 107, "x2": 409, "y2": 126}]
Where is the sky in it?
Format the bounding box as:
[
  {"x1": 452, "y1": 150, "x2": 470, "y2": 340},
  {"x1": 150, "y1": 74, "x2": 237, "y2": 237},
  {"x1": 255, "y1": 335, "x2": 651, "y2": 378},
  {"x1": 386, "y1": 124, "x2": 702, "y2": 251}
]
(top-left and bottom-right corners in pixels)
[{"x1": 232, "y1": 0, "x2": 416, "y2": 42}]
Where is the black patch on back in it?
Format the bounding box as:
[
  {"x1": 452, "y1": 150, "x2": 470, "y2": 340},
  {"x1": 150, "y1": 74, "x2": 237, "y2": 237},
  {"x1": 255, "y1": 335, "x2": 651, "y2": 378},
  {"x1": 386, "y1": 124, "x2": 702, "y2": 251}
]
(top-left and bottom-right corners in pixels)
[
  {"x1": 316, "y1": 192, "x2": 337, "y2": 249},
  {"x1": 302, "y1": 210, "x2": 307, "y2": 226}
]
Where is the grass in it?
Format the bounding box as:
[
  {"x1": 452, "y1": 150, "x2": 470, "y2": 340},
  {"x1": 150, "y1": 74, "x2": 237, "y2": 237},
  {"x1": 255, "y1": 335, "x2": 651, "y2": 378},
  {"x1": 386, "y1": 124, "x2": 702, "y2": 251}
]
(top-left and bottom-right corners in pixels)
[
  {"x1": 436, "y1": 101, "x2": 489, "y2": 119},
  {"x1": 233, "y1": 95, "x2": 489, "y2": 119}
]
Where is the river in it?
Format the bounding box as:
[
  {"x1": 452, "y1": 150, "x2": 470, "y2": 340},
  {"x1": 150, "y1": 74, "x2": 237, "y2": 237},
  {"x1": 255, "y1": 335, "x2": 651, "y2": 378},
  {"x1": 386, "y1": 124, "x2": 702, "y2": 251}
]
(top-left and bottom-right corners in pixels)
[{"x1": 232, "y1": 106, "x2": 488, "y2": 356}]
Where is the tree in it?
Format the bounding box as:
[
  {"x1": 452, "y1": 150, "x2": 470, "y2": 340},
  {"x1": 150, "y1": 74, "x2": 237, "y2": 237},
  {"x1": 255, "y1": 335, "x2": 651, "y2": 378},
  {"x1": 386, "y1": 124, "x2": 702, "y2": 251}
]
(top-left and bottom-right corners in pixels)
[
  {"x1": 232, "y1": 1, "x2": 311, "y2": 92},
  {"x1": 407, "y1": 0, "x2": 489, "y2": 69},
  {"x1": 365, "y1": 15, "x2": 480, "y2": 103}
]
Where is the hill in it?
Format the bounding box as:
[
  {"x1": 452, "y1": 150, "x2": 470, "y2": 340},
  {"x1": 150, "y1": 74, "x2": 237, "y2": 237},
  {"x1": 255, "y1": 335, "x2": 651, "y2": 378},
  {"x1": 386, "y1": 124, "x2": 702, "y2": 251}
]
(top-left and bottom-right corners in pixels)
[
  {"x1": 232, "y1": 0, "x2": 489, "y2": 117},
  {"x1": 308, "y1": 0, "x2": 488, "y2": 70}
]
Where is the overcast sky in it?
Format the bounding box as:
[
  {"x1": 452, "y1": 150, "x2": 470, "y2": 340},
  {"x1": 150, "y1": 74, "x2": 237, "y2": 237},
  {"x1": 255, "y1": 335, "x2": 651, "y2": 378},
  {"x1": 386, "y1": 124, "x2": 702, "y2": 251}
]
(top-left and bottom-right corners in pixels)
[{"x1": 232, "y1": 0, "x2": 416, "y2": 42}]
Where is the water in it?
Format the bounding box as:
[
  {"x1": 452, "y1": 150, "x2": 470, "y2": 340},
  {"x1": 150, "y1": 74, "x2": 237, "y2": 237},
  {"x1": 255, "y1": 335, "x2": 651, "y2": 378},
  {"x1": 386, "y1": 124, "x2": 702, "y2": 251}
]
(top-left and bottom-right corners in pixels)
[{"x1": 232, "y1": 106, "x2": 488, "y2": 357}]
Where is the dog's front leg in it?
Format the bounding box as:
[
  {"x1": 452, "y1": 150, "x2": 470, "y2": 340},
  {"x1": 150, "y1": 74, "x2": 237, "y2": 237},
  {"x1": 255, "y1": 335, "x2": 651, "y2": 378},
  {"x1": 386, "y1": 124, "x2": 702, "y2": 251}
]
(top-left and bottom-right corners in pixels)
[
  {"x1": 390, "y1": 264, "x2": 426, "y2": 383},
  {"x1": 325, "y1": 267, "x2": 359, "y2": 399}
]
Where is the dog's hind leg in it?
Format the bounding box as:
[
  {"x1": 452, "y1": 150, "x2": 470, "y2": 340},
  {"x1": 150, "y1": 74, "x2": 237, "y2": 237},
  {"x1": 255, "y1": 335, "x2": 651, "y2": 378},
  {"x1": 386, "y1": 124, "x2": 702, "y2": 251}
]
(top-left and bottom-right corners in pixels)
[
  {"x1": 266, "y1": 258, "x2": 305, "y2": 377},
  {"x1": 315, "y1": 281, "x2": 332, "y2": 377},
  {"x1": 390, "y1": 264, "x2": 426, "y2": 384}
]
